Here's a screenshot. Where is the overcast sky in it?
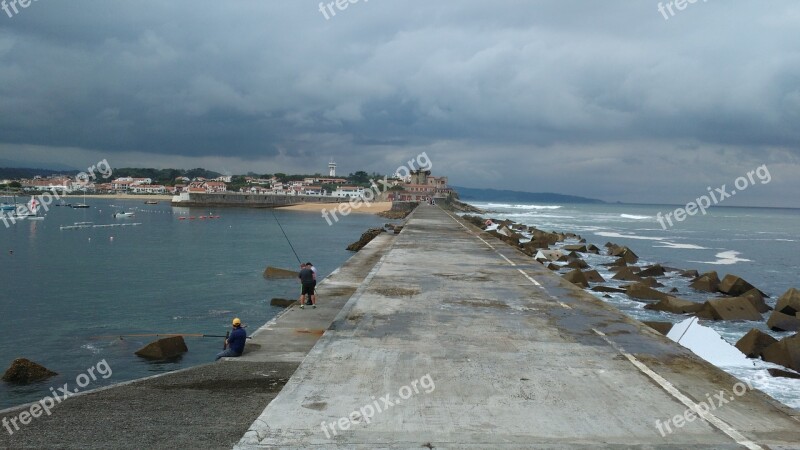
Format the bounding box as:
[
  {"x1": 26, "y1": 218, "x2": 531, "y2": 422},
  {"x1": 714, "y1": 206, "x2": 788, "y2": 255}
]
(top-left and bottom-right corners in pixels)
[{"x1": 0, "y1": 1, "x2": 798, "y2": 206}]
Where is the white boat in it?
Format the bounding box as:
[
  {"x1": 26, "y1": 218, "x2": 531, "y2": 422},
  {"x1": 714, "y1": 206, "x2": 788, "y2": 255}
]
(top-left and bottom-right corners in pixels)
[
  {"x1": 114, "y1": 211, "x2": 135, "y2": 218},
  {"x1": 11, "y1": 197, "x2": 43, "y2": 219}
]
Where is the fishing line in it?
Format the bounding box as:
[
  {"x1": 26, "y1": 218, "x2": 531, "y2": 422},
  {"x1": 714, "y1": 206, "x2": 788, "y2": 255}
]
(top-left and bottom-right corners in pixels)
[{"x1": 270, "y1": 207, "x2": 302, "y2": 264}]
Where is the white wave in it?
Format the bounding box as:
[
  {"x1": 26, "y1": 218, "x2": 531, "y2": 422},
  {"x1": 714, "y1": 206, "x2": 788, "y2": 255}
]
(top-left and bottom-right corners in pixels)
[
  {"x1": 81, "y1": 343, "x2": 101, "y2": 354},
  {"x1": 690, "y1": 250, "x2": 751, "y2": 265},
  {"x1": 620, "y1": 214, "x2": 652, "y2": 220},
  {"x1": 484, "y1": 203, "x2": 563, "y2": 210},
  {"x1": 506, "y1": 213, "x2": 574, "y2": 219},
  {"x1": 654, "y1": 242, "x2": 708, "y2": 250},
  {"x1": 595, "y1": 231, "x2": 666, "y2": 241}
]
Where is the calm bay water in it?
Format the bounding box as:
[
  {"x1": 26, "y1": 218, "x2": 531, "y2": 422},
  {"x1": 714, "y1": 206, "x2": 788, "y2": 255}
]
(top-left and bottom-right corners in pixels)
[
  {"x1": 470, "y1": 201, "x2": 800, "y2": 409},
  {"x1": 0, "y1": 198, "x2": 386, "y2": 409}
]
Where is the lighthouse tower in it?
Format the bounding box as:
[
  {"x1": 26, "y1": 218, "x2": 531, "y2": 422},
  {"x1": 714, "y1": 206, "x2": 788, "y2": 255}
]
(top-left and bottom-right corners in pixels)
[{"x1": 328, "y1": 159, "x2": 337, "y2": 177}]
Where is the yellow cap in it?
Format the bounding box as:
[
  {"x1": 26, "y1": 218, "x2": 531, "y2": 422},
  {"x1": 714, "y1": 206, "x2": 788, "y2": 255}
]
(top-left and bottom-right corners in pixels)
[{"x1": 232, "y1": 318, "x2": 241, "y2": 326}]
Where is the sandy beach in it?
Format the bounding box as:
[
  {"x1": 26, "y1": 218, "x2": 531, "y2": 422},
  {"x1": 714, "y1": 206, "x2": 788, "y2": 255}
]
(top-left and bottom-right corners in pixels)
[{"x1": 277, "y1": 201, "x2": 392, "y2": 214}]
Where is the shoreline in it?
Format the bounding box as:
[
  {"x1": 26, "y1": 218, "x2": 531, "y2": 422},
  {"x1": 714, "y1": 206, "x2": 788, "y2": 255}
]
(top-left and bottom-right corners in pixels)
[
  {"x1": 276, "y1": 200, "x2": 392, "y2": 215},
  {"x1": 61, "y1": 194, "x2": 173, "y2": 200}
]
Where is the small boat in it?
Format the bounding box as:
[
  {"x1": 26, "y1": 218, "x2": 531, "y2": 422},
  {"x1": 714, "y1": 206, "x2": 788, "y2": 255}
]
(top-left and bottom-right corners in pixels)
[
  {"x1": 17, "y1": 197, "x2": 40, "y2": 217},
  {"x1": 114, "y1": 211, "x2": 135, "y2": 218},
  {"x1": 1, "y1": 194, "x2": 17, "y2": 211},
  {"x1": 71, "y1": 191, "x2": 90, "y2": 208},
  {"x1": 144, "y1": 200, "x2": 159, "y2": 205}
]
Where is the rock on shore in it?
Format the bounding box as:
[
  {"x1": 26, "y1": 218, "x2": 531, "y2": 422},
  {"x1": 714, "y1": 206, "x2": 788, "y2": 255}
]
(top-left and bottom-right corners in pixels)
[
  {"x1": 135, "y1": 336, "x2": 189, "y2": 360},
  {"x1": 2, "y1": 358, "x2": 58, "y2": 384},
  {"x1": 347, "y1": 228, "x2": 386, "y2": 252}
]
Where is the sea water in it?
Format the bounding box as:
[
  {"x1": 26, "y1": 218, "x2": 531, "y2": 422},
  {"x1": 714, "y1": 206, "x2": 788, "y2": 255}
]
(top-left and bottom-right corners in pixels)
[
  {"x1": 0, "y1": 199, "x2": 386, "y2": 409},
  {"x1": 469, "y1": 201, "x2": 800, "y2": 410}
]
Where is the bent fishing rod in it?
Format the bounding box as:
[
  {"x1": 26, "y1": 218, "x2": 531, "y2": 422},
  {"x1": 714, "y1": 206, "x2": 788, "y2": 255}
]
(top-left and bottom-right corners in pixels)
[{"x1": 90, "y1": 333, "x2": 252, "y2": 340}]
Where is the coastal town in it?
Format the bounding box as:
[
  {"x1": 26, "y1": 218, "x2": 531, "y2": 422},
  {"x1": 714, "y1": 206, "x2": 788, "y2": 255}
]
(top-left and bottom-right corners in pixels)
[{"x1": 0, "y1": 160, "x2": 452, "y2": 206}]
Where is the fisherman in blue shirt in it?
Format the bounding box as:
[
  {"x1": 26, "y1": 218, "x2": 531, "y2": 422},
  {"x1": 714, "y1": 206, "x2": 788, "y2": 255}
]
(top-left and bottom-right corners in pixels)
[{"x1": 215, "y1": 318, "x2": 247, "y2": 360}]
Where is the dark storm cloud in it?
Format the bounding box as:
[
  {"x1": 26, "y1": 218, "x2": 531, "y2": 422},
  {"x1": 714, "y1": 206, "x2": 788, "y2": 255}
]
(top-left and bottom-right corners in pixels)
[{"x1": 0, "y1": 0, "x2": 798, "y2": 205}]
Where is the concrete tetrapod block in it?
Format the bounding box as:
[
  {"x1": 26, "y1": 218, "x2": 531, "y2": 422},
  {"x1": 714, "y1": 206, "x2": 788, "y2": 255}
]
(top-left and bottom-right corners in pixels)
[
  {"x1": 740, "y1": 289, "x2": 772, "y2": 314},
  {"x1": 642, "y1": 321, "x2": 674, "y2": 335},
  {"x1": 644, "y1": 297, "x2": 705, "y2": 314},
  {"x1": 562, "y1": 269, "x2": 589, "y2": 288},
  {"x1": 698, "y1": 297, "x2": 764, "y2": 321},
  {"x1": 2, "y1": 358, "x2": 58, "y2": 384},
  {"x1": 735, "y1": 329, "x2": 778, "y2": 359},
  {"x1": 767, "y1": 368, "x2": 800, "y2": 379},
  {"x1": 591, "y1": 285, "x2": 627, "y2": 294},
  {"x1": 690, "y1": 271, "x2": 720, "y2": 292},
  {"x1": 135, "y1": 336, "x2": 189, "y2": 360},
  {"x1": 582, "y1": 270, "x2": 605, "y2": 283},
  {"x1": 612, "y1": 267, "x2": 642, "y2": 282},
  {"x1": 767, "y1": 288, "x2": 800, "y2": 332},
  {"x1": 638, "y1": 264, "x2": 667, "y2": 278},
  {"x1": 562, "y1": 244, "x2": 587, "y2": 253},
  {"x1": 625, "y1": 283, "x2": 670, "y2": 301},
  {"x1": 762, "y1": 333, "x2": 800, "y2": 372},
  {"x1": 718, "y1": 274, "x2": 763, "y2": 297},
  {"x1": 271, "y1": 298, "x2": 297, "y2": 308}
]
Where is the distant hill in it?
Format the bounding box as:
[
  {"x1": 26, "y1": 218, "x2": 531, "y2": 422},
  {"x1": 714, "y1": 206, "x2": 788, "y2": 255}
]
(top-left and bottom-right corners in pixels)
[
  {"x1": 0, "y1": 167, "x2": 79, "y2": 179},
  {"x1": 452, "y1": 186, "x2": 605, "y2": 204}
]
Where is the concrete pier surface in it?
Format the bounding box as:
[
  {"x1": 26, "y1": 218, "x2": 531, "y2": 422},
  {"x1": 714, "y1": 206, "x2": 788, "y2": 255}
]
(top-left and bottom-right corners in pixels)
[{"x1": 237, "y1": 205, "x2": 800, "y2": 449}]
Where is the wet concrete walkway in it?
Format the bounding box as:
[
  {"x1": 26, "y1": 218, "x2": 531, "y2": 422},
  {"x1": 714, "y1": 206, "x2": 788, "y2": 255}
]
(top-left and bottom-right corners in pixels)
[{"x1": 236, "y1": 205, "x2": 800, "y2": 449}]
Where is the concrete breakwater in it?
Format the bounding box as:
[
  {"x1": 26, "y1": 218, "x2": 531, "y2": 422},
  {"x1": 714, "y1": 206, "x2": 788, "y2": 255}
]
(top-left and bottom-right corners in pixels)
[
  {"x1": 4, "y1": 205, "x2": 799, "y2": 449},
  {"x1": 170, "y1": 192, "x2": 345, "y2": 208},
  {"x1": 237, "y1": 205, "x2": 798, "y2": 448}
]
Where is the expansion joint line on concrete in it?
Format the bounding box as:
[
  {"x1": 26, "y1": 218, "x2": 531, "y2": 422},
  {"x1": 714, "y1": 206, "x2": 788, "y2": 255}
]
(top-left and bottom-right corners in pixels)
[
  {"x1": 592, "y1": 329, "x2": 764, "y2": 450},
  {"x1": 442, "y1": 209, "x2": 572, "y2": 310}
]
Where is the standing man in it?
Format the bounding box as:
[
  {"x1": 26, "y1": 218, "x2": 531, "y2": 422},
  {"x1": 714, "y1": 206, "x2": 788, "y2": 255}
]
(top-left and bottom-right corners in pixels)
[
  {"x1": 215, "y1": 318, "x2": 247, "y2": 360},
  {"x1": 298, "y1": 263, "x2": 316, "y2": 309},
  {"x1": 306, "y1": 262, "x2": 317, "y2": 306}
]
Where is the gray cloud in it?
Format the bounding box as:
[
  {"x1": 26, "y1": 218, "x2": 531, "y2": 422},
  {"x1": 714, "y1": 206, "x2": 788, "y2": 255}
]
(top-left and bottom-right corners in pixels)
[{"x1": 0, "y1": 0, "x2": 798, "y2": 205}]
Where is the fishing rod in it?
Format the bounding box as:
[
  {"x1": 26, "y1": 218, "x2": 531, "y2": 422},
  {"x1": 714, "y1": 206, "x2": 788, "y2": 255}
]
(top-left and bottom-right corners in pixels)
[
  {"x1": 90, "y1": 333, "x2": 252, "y2": 340},
  {"x1": 270, "y1": 207, "x2": 302, "y2": 264}
]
